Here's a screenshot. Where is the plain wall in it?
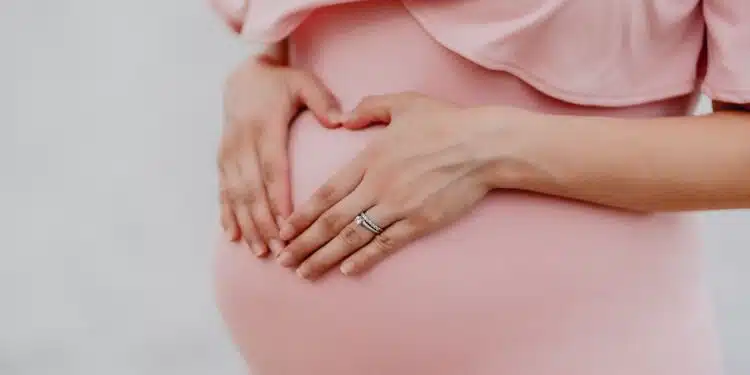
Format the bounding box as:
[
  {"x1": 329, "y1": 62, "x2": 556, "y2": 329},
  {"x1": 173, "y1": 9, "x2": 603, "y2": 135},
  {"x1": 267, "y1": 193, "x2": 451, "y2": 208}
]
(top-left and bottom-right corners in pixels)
[{"x1": 1, "y1": 0, "x2": 747, "y2": 374}]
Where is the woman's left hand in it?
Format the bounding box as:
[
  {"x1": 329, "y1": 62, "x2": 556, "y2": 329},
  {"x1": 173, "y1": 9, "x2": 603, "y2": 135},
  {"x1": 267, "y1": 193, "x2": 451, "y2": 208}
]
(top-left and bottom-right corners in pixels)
[{"x1": 275, "y1": 93, "x2": 521, "y2": 279}]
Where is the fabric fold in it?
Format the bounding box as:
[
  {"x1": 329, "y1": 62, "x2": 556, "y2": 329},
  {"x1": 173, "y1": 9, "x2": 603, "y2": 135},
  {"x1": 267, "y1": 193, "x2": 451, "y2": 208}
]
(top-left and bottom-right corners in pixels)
[{"x1": 212, "y1": 0, "x2": 750, "y2": 105}]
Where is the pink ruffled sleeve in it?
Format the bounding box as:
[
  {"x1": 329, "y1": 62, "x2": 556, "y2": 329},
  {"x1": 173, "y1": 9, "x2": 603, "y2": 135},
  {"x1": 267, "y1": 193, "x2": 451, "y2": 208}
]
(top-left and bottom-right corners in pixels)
[
  {"x1": 702, "y1": 0, "x2": 750, "y2": 104},
  {"x1": 210, "y1": 0, "x2": 247, "y2": 32},
  {"x1": 211, "y1": 0, "x2": 345, "y2": 43}
]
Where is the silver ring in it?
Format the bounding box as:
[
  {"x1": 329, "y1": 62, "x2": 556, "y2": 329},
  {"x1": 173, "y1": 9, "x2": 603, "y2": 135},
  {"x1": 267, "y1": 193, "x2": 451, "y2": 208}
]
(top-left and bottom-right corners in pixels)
[{"x1": 355, "y1": 212, "x2": 384, "y2": 235}]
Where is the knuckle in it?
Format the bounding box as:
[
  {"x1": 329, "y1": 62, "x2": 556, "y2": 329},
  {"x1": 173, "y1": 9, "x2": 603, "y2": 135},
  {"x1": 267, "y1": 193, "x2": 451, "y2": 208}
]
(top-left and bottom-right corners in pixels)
[
  {"x1": 403, "y1": 200, "x2": 424, "y2": 217},
  {"x1": 318, "y1": 213, "x2": 342, "y2": 235},
  {"x1": 237, "y1": 189, "x2": 256, "y2": 206},
  {"x1": 381, "y1": 194, "x2": 415, "y2": 216},
  {"x1": 339, "y1": 226, "x2": 362, "y2": 246},
  {"x1": 408, "y1": 214, "x2": 431, "y2": 229},
  {"x1": 247, "y1": 120, "x2": 265, "y2": 140},
  {"x1": 224, "y1": 182, "x2": 256, "y2": 206},
  {"x1": 221, "y1": 185, "x2": 239, "y2": 203},
  {"x1": 219, "y1": 187, "x2": 232, "y2": 204},
  {"x1": 261, "y1": 159, "x2": 285, "y2": 185},
  {"x1": 373, "y1": 234, "x2": 397, "y2": 254},
  {"x1": 409, "y1": 208, "x2": 442, "y2": 228},
  {"x1": 314, "y1": 184, "x2": 338, "y2": 206},
  {"x1": 380, "y1": 191, "x2": 407, "y2": 209}
]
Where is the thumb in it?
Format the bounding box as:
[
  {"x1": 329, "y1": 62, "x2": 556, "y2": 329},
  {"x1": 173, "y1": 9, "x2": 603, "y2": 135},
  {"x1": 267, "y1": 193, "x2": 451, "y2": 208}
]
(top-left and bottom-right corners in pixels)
[
  {"x1": 294, "y1": 72, "x2": 342, "y2": 128},
  {"x1": 340, "y1": 94, "x2": 397, "y2": 129}
]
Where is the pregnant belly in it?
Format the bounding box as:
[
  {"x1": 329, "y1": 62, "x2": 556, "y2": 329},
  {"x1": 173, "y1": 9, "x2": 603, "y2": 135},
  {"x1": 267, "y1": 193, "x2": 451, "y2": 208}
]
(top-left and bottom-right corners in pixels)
[
  {"x1": 215, "y1": 115, "x2": 715, "y2": 375},
  {"x1": 214, "y1": 2, "x2": 717, "y2": 374}
]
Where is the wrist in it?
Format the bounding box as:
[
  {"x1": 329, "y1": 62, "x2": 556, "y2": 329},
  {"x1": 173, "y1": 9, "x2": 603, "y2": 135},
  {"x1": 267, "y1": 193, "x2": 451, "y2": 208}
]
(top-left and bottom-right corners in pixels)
[{"x1": 470, "y1": 106, "x2": 555, "y2": 191}]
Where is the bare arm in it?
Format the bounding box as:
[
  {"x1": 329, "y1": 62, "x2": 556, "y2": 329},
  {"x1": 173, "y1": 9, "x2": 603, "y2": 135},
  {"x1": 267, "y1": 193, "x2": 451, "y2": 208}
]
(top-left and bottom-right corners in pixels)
[{"x1": 481, "y1": 102, "x2": 750, "y2": 212}]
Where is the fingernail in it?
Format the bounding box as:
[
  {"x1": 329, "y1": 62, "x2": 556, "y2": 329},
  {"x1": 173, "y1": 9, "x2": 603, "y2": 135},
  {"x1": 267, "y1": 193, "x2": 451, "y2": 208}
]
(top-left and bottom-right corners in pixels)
[
  {"x1": 252, "y1": 243, "x2": 267, "y2": 257},
  {"x1": 277, "y1": 251, "x2": 294, "y2": 267},
  {"x1": 275, "y1": 215, "x2": 285, "y2": 226},
  {"x1": 340, "y1": 262, "x2": 355, "y2": 276},
  {"x1": 269, "y1": 239, "x2": 284, "y2": 255},
  {"x1": 296, "y1": 266, "x2": 311, "y2": 279},
  {"x1": 229, "y1": 228, "x2": 241, "y2": 242},
  {"x1": 327, "y1": 110, "x2": 342, "y2": 124}
]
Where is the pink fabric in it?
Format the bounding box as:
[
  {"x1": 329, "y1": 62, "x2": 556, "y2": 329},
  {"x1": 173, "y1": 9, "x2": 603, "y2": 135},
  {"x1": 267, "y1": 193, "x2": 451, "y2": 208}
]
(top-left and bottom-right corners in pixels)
[
  {"x1": 212, "y1": 1, "x2": 728, "y2": 374},
  {"x1": 214, "y1": 0, "x2": 749, "y2": 106},
  {"x1": 210, "y1": 0, "x2": 246, "y2": 31}
]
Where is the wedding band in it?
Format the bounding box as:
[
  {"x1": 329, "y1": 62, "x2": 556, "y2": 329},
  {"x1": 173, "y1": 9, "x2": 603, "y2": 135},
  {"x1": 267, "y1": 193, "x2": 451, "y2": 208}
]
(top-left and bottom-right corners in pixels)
[{"x1": 355, "y1": 212, "x2": 384, "y2": 235}]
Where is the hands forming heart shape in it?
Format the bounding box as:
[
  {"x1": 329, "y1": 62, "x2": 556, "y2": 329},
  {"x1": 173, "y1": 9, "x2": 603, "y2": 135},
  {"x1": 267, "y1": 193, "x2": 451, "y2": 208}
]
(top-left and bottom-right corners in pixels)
[{"x1": 219, "y1": 58, "x2": 529, "y2": 280}]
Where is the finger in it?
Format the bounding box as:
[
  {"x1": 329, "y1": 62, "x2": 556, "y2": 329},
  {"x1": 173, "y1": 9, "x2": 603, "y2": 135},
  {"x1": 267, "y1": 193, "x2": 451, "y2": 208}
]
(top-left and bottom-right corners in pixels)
[
  {"x1": 219, "y1": 175, "x2": 240, "y2": 241},
  {"x1": 237, "y1": 150, "x2": 282, "y2": 254},
  {"x1": 294, "y1": 72, "x2": 342, "y2": 128},
  {"x1": 296, "y1": 205, "x2": 400, "y2": 280},
  {"x1": 278, "y1": 155, "x2": 368, "y2": 241},
  {"x1": 257, "y1": 125, "x2": 292, "y2": 219},
  {"x1": 276, "y1": 182, "x2": 375, "y2": 268},
  {"x1": 220, "y1": 199, "x2": 240, "y2": 241},
  {"x1": 226, "y1": 162, "x2": 268, "y2": 257},
  {"x1": 340, "y1": 94, "x2": 397, "y2": 129},
  {"x1": 343, "y1": 91, "x2": 426, "y2": 129},
  {"x1": 235, "y1": 203, "x2": 268, "y2": 257},
  {"x1": 339, "y1": 219, "x2": 418, "y2": 276},
  {"x1": 257, "y1": 126, "x2": 292, "y2": 253}
]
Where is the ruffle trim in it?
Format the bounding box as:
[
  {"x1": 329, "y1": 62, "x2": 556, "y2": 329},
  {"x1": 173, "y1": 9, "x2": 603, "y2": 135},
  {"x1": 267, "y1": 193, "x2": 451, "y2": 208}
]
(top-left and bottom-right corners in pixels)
[{"x1": 237, "y1": 1, "x2": 750, "y2": 107}]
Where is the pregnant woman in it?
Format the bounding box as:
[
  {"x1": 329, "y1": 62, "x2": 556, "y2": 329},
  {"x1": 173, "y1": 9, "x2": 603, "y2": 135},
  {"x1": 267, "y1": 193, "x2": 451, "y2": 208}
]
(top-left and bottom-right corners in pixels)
[{"x1": 212, "y1": 1, "x2": 748, "y2": 374}]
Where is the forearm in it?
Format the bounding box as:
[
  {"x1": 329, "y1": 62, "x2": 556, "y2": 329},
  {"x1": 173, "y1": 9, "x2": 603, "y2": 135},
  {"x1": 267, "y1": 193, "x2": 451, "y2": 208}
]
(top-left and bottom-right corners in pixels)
[{"x1": 482, "y1": 108, "x2": 750, "y2": 212}]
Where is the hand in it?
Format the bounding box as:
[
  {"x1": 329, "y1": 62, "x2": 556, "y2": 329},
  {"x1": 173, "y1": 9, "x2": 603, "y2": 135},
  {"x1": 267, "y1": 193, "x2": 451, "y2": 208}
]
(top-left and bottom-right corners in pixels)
[
  {"x1": 275, "y1": 93, "x2": 518, "y2": 279},
  {"x1": 218, "y1": 56, "x2": 341, "y2": 257}
]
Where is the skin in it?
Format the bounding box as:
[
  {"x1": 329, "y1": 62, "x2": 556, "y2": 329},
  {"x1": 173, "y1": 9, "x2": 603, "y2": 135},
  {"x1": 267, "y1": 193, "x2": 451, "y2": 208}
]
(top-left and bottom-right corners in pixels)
[
  {"x1": 217, "y1": 41, "x2": 342, "y2": 257},
  {"x1": 274, "y1": 93, "x2": 750, "y2": 279},
  {"x1": 276, "y1": 94, "x2": 494, "y2": 277},
  {"x1": 218, "y1": 40, "x2": 750, "y2": 280}
]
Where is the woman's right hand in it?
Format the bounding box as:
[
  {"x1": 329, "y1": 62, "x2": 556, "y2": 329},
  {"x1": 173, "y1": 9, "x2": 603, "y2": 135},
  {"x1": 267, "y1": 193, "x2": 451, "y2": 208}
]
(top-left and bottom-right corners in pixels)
[{"x1": 218, "y1": 55, "x2": 341, "y2": 257}]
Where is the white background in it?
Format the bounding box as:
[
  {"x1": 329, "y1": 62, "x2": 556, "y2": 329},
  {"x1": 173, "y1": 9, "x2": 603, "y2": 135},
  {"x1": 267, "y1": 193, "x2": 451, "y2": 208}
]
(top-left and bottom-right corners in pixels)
[{"x1": 1, "y1": 0, "x2": 748, "y2": 374}]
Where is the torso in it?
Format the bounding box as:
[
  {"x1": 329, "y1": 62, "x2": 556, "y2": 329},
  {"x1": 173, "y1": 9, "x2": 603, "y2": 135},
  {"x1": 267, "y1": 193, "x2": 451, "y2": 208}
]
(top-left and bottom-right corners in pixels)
[{"x1": 215, "y1": 2, "x2": 722, "y2": 374}]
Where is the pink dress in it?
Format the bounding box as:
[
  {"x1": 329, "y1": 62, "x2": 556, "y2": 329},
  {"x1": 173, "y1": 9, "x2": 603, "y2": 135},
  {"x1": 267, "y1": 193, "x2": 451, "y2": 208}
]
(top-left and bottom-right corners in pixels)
[{"x1": 212, "y1": 1, "x2": 749, "y2": 374}]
